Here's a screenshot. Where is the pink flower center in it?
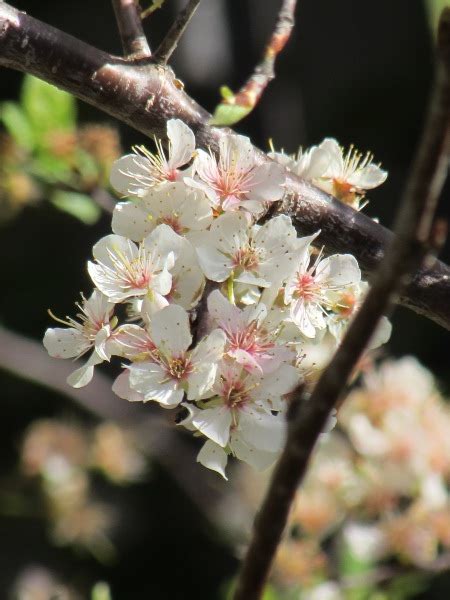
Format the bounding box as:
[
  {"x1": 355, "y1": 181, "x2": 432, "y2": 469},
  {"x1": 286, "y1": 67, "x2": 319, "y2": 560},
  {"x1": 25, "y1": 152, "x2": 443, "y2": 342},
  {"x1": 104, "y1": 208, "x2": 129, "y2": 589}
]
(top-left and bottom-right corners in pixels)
[
  {"x1": 165, "y1": 169, "x2": 178, "y2": 182},
  {"x1": 199, "y1": 150, "x2": 258, "y2": 204},
  {"x1": 131, "y1": 271, "x2": 151, "y2": 289},
  {"x1": 294, "y1": 272, "x2": 320, "y2": 301},
  {"x1": 159, "y1": 214, "x2": 183, "y2": 235},
  {"x1": 229, "y1": 322, "x2": 274, "y2": 356}
]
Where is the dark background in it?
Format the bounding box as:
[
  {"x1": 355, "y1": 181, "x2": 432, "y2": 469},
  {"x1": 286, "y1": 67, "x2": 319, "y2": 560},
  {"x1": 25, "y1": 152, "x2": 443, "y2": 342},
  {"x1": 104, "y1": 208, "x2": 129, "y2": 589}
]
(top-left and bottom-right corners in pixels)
[{"x1": 0, "y1": 1, "x2": 449, "y2": 598}]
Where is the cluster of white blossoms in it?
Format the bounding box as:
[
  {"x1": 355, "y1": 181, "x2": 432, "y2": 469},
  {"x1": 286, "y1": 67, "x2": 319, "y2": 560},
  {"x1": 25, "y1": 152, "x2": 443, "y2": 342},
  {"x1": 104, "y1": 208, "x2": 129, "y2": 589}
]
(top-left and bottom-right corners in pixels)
[
  {"x1": 270, "y1": 137, "x2": 387, "y2": 210},
  {"x1": 44, "y1": 119, "x2": 390, "y2": 478}
]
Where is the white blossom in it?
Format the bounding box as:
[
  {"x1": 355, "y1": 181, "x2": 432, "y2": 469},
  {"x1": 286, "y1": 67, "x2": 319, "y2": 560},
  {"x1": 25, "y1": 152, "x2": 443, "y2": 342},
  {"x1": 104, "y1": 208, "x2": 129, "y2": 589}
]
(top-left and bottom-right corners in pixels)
[
  {"x1": 110, "y1": 119, "x2": 195, "y2": 197},
  {"x1": 187, "y1": 133, "x2": 284, "y2": 215},
  {"x1": 87, "y1": 225, "x2": 177, "y2": 308},
  {"x1": 183, "y1": 361, "x2": 300, "y2": 476},
  {"x1": 343, "y1": 521, "x2": 388, "y2": 562},
  {"x1": 327, "y1": 281, "x2": 392, "y2": 348},
  {"x1": 316, "y1": 138, "x2": 387, "y2": 207},
  {"x1": 207, "y1": 289, "x2": 293, "y2": 374},
  {"x1": 128, "y1": 304, "x2": 226, "y2": 408},
  {"x1": 269, "y1": 143, "x2": 330, "y2": 181},
  {"x1": 43, "y1": 290, "x2": 115, "y2": 388},
  {"x1": 195, "y1": 212, "x2": 299, "y2": 288},
  {"x1": 284, "y1": 236, "x2": 361, "y2": 338},
  {"x1": 112, "y1": 182, "x2": 213, "y2": 242}
]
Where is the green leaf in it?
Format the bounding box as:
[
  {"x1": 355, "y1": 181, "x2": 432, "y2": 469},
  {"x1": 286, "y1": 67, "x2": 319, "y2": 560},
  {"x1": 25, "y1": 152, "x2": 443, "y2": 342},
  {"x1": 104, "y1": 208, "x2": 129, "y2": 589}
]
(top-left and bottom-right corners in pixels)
[
  {"x1": 31, "y1": 152, "x2": 74, "y2": 184},
  {"x1": 209, "y1": 103, "x2": 252, "y2": 127},
  {"x1": 0, "y1": 102, "x2": 35, "y2": 150},
  {"x1": 220, "y1": 85, "x2": 235, "y2": 100},
  {"x1": 50, "y1": 190, "x2": 101, "y2": 225},
  {"x1": 21, "y1": 74, "x2": 76, "y2": 139},
  {"x1": 91, "y1": 582, "x2": 112, "y2": 600}
]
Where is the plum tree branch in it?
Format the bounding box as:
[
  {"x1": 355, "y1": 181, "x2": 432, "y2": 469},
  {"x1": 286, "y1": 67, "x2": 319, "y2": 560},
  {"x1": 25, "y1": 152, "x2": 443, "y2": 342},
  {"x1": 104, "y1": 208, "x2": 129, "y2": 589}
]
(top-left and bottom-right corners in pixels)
[
  {"x1": 112, "y1": 0, "x2": 151, "y2": 58},
  {"x1": 153, "y1": 0, "x2": 201, "y2": 64},
  {"x1": 213, "y1": 0, "x2": 297, "y2": 120},
  {"x1": 233, "y1": 9, "x2": 450, "y2": 599},
  {"x1": 0, "y1": 1, "x2": 449, "y2": 329}
]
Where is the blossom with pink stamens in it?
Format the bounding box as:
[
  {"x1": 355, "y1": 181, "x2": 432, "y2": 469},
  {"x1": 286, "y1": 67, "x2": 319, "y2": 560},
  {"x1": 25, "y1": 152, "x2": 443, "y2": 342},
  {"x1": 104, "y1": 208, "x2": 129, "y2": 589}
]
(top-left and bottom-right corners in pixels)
[
  {"x1": 187, "y1": 133, "x2": 284, "y2": 215},
  {"x1": 284, "y1": 235, "x2": 361, "y2": 338},
  {"x1": 207, "y1": 289, "x2": 293, "y2": 374},
  {"x1": 183, "y1": 361, "x2": 300, "y2": 477}
]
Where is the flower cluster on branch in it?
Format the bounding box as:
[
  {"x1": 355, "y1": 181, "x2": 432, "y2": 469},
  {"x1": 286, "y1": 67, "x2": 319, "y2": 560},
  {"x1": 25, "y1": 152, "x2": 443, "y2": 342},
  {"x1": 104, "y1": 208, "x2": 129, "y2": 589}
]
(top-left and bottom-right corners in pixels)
[{"x1": 44, "y1": 120, "x2": 391, "y2": 478}]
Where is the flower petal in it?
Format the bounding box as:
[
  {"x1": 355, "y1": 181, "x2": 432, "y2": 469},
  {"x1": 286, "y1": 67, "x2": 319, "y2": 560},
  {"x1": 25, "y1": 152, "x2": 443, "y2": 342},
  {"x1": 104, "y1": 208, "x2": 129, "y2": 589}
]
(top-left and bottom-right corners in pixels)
[
  {"x1": 197, "y1": 440, "x2": 228, "y2": 479},
  {"x1": 150, "y1": 304, "x2": 192, "y2": 355}
]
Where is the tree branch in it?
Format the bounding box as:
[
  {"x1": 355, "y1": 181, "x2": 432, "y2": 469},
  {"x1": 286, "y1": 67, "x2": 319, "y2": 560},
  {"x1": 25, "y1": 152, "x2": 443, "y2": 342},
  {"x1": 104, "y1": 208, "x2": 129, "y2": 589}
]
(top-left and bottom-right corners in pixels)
[
  {"x1": 153, "y1": 0, "x2": 201, "y2": 64},
  {"x1": 233, "y1": 10, "x2": 450, "y2": 599},
  {"x1": 112, "y1": 0, "x2": 151, "y2": 58},
  {"x1": 0, "y1": 2, "x2": 449, "y2": 330},
  {"x1": 214, "y1": 0, "x2": 297, "y2": 119}
]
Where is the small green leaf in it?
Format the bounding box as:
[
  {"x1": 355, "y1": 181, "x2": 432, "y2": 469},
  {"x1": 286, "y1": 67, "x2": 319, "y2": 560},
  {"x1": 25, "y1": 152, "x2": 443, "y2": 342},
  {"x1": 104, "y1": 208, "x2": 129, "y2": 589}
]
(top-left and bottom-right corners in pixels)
[
  {"x1": 21, "y1": 74, "x2": 76, "y2": 139},
  {"x1": 0, "y1": 102, "x2": 35, "y2": 150},
  {"x1": 31, "y1": 152, "x2": 73, "y2": 184},
  {"x1": 209, "y1": 103, "x2": 252, "y2": 127},
  {"x1": 220, "y1": 85, "x2": 235, "y2": 100},
  {"x1": 91, "y1": 582, "x2": 112, "y2": 600},
  {"x1": 50, "y1": 190, "x2": 101, "y2": 225}
]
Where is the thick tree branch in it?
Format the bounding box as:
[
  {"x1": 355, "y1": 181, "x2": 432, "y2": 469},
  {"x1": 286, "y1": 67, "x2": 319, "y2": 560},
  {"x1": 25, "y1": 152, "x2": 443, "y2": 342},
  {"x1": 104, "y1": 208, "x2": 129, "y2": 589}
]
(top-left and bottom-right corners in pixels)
[
  {"x1": 153, "y1": 0, "x2": 201, "y2": 64},
  {"x1": 112, "y1": 0, "x2": 151, "y2": 58},
  {"x1": 0, "y1": 2, "x2": 449, "y2": 330},
  {"x1": 234, "y1": 10, "x2": 450, "y2": 599}
]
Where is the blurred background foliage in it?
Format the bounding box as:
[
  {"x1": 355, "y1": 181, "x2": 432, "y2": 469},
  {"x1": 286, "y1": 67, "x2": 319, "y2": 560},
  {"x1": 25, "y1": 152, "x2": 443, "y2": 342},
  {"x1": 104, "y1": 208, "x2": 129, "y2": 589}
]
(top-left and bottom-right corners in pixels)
[{"x1": 0, "y1": 0, "x2": 449, "y2": 598}]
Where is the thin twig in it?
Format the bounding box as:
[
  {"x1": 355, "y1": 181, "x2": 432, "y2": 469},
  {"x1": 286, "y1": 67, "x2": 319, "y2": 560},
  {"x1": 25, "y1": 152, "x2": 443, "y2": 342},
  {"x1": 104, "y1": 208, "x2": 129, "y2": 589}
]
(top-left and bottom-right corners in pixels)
[
  {"x1": 141, "y1": 0, "x2": 166, "y2": 20},
  {"x1": 0, "y1": 3, "x2": 449, "y2": 328},
  {"x1": 112, "y1": 0, "x2": 151, "y2": 58},
  {"x1": 234, "y1": 9, "x2": 450, "y2": 600},
  {"x1": 153, "y1": 0, "x2": 201, "y2": 64},
  {"x1": 213, "y1": 0, "x2": 297, "y2": 123}
]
